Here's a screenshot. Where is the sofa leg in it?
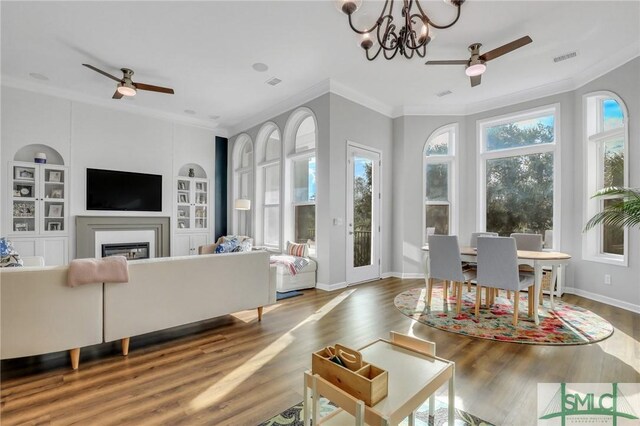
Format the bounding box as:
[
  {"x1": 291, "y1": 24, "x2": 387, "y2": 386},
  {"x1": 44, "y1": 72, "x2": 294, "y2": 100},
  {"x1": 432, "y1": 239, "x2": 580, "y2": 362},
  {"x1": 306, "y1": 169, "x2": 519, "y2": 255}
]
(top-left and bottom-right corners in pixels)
[
  {"x1": 70, "y1": 348, "x2": 80, "y2": 370},
  {"x1": 257, "y1": 306, "x2": 264, "y2": 322},
  {"x1": 121, "y1": 337, "x2": 130, "y2": 356}
]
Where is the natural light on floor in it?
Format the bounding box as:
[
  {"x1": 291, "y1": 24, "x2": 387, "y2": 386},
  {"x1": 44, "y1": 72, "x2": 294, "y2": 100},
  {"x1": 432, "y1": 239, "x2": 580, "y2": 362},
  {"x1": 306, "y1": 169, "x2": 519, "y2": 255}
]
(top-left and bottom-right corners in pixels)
[{"x1": 188, "y1": 289, "x2": 357, "y2": 413}]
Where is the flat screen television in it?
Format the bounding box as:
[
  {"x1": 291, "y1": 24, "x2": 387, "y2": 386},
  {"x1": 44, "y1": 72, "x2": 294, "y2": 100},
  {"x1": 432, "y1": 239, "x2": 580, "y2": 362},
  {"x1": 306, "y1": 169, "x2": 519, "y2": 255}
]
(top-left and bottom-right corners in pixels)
[{"x1": 86, "y1": 168, "x2": 162, "y2": 212}]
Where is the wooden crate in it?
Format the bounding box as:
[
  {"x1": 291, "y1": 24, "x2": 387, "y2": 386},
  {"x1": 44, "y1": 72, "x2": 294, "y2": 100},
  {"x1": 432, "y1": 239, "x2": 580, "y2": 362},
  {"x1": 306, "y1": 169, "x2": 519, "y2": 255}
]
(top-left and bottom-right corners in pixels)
[{"x1": 311, "y1": 344, "x2": 388, "y2": 407}]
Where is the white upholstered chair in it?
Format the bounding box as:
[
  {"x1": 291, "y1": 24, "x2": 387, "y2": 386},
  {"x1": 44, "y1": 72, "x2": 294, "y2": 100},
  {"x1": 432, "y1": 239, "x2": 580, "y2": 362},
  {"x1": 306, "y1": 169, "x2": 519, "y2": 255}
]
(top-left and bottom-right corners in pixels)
[
  {"x1": 427, "y1": 235, "x2": 476, "y2": 314},
  {"x1": 476, "y1": 237, "x2": 535, "y2": 326}
]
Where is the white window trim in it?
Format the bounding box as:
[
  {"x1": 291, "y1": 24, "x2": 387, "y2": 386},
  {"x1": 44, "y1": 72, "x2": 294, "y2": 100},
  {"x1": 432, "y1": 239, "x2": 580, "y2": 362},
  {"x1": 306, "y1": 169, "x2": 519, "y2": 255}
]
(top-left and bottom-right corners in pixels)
[
  {"x1": 476, "y1": 104, "x2": 561, "y2": 250},
  {"x1": 231, "y1": 134, "x2": 254, "y2": 236},
  {"x1": 582, "y1": 91, "x2": 629, "y2": 266},
  {"x1": 422, "y1": 123, "x2": 459, "y2": 244},
  {"x1": 283, "y1": 108, "x2": 318, "y2": 255},
  {"x1": 255, "y1": 123, "x2": 282, "y2": 250}
]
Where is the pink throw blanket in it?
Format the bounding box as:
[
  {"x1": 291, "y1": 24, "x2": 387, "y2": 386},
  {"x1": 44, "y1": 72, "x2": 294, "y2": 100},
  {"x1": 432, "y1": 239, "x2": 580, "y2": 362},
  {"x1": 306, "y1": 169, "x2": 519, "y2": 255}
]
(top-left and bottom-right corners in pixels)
[
  {"x1": 67, "y1": 256, "x2": 129, "y2": 287},
  {"x1": 270, "y1": 255, "x2": 309, "y2": 276}
]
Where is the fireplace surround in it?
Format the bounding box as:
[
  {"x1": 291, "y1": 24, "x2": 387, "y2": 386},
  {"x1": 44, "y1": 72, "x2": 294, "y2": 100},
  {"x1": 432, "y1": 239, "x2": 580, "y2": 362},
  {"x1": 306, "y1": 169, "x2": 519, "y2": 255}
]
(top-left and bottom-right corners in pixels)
[{"x1": 76, "y1": 216, "x2": 170, "y2": 259}]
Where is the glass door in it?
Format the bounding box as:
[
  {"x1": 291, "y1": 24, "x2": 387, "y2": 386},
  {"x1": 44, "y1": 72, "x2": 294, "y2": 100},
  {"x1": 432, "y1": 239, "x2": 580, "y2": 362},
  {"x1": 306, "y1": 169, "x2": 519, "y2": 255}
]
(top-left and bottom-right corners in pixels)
[
  {"x1": 42, "y1": 166, "x2": 66, "y2": 234},
  {"x1": 177, "y1": 178, "x2": 191, "y2": 229},
  {"x1": 346, "y1": 145, "x2": 381, "y2": 285},
  {"x1": 193, "y1": 179, "x2": 208, "y2": 230},
  {"x1": 11, "y1": 163, "x2": 38, "y2": 234}
]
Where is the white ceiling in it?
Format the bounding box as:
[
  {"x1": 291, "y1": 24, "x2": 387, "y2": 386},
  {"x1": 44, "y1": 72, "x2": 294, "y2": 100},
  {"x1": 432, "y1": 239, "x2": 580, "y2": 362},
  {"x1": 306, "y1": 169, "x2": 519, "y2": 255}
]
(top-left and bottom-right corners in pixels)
[{"x1": 2, "y1": 1, "x2": 639, "y2": 136}]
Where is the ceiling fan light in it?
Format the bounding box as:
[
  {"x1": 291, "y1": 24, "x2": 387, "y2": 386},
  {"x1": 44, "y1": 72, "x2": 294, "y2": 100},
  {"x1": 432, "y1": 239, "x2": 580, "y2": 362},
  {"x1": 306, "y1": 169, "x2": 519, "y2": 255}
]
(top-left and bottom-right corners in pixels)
[
  {"x1": 117, "y1": 84, "x2": 136, "y2": 97},
  {"x1": 465, "y1": 63, "x2": 486, "y2": 77}
]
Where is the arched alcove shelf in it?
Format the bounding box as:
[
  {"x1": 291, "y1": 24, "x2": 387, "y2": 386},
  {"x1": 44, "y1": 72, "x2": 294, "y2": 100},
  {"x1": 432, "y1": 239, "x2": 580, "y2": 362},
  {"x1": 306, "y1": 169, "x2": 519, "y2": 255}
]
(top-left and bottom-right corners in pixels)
[
  {"x1": 14, "y1": 144, "x2": 65, "y2": 165},
  {"x1": 178, "y1": 163, "x2": 207, "y2": 178}
]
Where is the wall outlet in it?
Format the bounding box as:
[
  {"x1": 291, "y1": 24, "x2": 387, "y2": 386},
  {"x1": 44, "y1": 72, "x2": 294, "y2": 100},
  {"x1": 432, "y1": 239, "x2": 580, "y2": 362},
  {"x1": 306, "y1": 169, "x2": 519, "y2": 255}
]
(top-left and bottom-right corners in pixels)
[{"x1": 604, "y1": 274, "x2": 612, "y2": 285}]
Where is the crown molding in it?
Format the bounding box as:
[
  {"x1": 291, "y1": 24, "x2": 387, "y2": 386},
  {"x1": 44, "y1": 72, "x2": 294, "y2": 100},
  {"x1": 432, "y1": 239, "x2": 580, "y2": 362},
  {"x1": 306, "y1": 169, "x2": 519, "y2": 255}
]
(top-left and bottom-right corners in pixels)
[
  {"x1": 571, "y1": 41, "x2": 640, "y2": 89},
  {"x1": 1, "y1": 76, "x2": 229, "y2": 136},
  {"x1": 226, "y1": 79, "x2": 331, "y2": 137},
  {"x1": 329, "y1": 80, "x2": 394, "y2": 118}
]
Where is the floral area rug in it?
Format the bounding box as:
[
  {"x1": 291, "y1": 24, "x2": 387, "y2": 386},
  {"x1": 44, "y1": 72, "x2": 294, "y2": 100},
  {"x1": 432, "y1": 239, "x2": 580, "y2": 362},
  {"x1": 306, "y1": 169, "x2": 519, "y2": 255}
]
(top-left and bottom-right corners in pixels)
[
  {"x1": 259, "y1": 397, "x2": 493, "y2": 426},
  {"x1": 394, "y1": 286, "x2": 613, "y2": 345}
]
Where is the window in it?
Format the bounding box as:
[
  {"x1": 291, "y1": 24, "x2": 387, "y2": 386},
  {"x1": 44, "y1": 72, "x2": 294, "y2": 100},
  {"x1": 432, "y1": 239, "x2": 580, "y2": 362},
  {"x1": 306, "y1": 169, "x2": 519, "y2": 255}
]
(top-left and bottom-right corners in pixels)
[
  {"x1": 284, "y1": 111, "x2": 317, "y2": 256},
  {"x1": 583, "y1": 92, "x2": 628, "y2": 265},
  {"x1": 478, "y1": 106, "x2": 559, "y2": 248},
  {"x1": 232, "y1": 135, "x2": 253, "y2": 236},
  {"x1": 424, "y1": 124, "x2": 457, "y2": 241},
  {"x1": 256, "y1": 124, "x2": 281, "y2": 249}
]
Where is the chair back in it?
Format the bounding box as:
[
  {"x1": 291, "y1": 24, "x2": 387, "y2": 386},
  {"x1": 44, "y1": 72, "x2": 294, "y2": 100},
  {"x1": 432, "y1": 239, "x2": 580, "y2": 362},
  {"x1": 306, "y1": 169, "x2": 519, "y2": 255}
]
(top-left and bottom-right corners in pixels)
[
  {"x1": 469, "y1": 232, "x2": 498, "y2": 248},
  {"x1": 476, "y1": 237, "x2": 520, "y2": 291},
  {"x1": 510, "y1": 233, "x2": 543, "y2": 251},
  {"x1": 428, "y1": 235, "x2": 465, "y2": 282},
  {"x1": 197, "y1": 244, "x2": 217, "y2": 255}
]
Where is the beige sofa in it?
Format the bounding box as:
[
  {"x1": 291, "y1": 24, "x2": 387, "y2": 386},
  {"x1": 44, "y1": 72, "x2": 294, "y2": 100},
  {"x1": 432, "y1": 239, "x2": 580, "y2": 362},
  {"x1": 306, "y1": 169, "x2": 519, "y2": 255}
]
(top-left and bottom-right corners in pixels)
[{"x1": 0, "y1": 251, "x2": 274, "y2": 369}]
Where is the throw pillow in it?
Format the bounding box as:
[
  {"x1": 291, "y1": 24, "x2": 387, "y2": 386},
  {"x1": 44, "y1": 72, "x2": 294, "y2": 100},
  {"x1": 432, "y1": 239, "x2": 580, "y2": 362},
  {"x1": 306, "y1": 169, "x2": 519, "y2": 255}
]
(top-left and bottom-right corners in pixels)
[
  {"x1": 215, "y1": 239, "x2": 239, "y2": 253},
  {"x1": 0, "y1": 238, "x2": 23, "y2": 267},
  {"x1": 286, "y1": 241, "x2": 309, "y2": 258}
]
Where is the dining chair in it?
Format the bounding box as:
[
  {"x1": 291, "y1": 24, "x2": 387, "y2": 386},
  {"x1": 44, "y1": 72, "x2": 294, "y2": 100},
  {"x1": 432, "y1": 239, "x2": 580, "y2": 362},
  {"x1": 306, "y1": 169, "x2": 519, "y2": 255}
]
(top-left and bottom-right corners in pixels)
[
  {"x1": 510, "y1": 233, "x2": 543, "y2": 251},
  {"x1": 469, "y1": 232, "x2": 498, "y2": 248},
  {"x1": 427, "y1": 235, "x2": 476, "y2": 314},
  {"x1": 476, "y1": 236, "x2": 535, "y2": 326}
]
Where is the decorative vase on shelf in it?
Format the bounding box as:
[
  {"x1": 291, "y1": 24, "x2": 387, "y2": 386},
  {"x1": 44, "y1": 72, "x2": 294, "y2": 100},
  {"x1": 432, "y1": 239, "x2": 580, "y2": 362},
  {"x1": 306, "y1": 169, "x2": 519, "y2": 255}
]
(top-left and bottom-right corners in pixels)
[
  {"x1": 188, "y1": 168, "x2": 195, "y2": 178},
  {"x1": 34, "y1": 153, "x2": 47, "y2": 164}
]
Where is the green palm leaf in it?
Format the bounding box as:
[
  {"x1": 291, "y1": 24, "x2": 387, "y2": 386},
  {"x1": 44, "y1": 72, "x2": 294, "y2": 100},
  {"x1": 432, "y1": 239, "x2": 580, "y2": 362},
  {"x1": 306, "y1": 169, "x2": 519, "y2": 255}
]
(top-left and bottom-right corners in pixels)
[{"x1": 584, "y1": 187, "x2": 640, "y2": 231}]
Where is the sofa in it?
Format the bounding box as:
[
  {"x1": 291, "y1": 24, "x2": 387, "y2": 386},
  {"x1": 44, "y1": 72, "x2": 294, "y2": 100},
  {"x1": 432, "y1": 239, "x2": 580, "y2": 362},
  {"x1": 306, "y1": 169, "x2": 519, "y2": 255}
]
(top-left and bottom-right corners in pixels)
[{"x1": 0, "y1": 251, "x2": 275, "y2": 369}]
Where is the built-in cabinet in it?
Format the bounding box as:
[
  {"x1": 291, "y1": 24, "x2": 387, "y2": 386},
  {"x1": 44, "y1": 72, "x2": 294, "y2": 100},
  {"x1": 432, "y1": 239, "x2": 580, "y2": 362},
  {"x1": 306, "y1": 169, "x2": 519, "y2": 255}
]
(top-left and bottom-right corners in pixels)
[
  {"x1": 6, "y1": 158, "x2": 69, "y2": 265},
  {"x1": 173, "y1": 170, "x2": 211, "y2": 256}
]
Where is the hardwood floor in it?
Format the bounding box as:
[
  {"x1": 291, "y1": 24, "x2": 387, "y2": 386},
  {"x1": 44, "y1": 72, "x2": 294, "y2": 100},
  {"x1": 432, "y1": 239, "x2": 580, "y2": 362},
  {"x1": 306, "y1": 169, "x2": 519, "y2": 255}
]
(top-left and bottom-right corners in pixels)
[{"x1": 1, "y1": 277, "x2": 639, "y2": 425}]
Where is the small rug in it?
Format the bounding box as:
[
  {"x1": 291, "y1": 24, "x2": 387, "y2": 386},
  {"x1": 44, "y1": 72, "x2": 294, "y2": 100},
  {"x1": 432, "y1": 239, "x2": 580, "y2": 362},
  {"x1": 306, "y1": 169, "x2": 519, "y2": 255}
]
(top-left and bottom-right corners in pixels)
[
  {"x1": 276, "y1": 290, "x2": 303, "y2": 301},
  {"x1": 394, "y1": 287, "x2": 613, "y2": 345},
  {"x1": 259, "y1": 397, "x2": 493, "y2": 426}
]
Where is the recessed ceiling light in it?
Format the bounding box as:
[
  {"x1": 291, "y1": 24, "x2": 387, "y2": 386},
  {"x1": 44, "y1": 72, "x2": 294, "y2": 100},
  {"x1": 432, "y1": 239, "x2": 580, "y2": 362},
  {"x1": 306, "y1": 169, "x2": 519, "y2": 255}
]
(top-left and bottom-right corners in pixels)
[
  {"x1": 252, "y1": 62, "x2": 269, "y2": 72},
  {"x1": 29, "y1": 73, "x2": 49, "y2": 81},
  {"x1": 184, "y1": 109, "x2": 196, "y2": 115},
  {"x1": 208, "y1": 115, "x2": 221, "y2": 120}
]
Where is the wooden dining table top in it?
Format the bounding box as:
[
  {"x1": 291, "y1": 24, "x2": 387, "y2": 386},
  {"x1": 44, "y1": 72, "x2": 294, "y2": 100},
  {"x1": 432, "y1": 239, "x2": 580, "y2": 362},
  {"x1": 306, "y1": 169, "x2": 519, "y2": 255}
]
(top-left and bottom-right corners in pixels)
[{"x1": 421, "y1": 245, "x2": 572, "y2": 260}]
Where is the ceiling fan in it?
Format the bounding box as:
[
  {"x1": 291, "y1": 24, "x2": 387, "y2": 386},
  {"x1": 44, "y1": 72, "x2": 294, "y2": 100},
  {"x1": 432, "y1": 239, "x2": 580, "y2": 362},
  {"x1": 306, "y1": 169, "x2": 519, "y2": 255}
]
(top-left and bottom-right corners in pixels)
[
  {"x1": 82, "y1": 64, "x2": 175, "y2": 99},
  {"x1": 425, "y1": 36, "x2": 533, "y2": 87}
]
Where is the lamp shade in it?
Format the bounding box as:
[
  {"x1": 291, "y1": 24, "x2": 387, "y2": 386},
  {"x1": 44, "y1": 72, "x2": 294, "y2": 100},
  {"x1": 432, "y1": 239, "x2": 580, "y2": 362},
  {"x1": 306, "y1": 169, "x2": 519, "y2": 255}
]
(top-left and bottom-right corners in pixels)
[{"x1": 234, "y1": 199, "x2": 251, "y2": 210}]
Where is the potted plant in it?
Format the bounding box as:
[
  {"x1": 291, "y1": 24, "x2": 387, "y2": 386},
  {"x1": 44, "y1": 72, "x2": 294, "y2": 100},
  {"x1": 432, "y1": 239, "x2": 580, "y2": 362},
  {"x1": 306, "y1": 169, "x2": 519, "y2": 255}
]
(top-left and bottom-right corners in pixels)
[{"x1": 584, "y1": 187, "x2": 640, "y2": 231}]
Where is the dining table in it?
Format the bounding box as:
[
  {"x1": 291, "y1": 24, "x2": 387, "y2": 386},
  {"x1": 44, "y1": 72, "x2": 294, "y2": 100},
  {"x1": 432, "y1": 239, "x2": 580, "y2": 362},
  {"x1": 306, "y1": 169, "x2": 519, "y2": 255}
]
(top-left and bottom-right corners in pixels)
[{"x1": 421, "y1": 245, "x2": 571, "y2": 325}]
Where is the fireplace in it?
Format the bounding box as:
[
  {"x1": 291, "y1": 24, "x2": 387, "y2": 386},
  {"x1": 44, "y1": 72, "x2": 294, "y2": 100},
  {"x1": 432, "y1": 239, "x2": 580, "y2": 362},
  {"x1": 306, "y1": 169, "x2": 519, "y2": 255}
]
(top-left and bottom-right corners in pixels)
[{"x1": 102, "y1": 242, "x2": 150, "y2": 260}]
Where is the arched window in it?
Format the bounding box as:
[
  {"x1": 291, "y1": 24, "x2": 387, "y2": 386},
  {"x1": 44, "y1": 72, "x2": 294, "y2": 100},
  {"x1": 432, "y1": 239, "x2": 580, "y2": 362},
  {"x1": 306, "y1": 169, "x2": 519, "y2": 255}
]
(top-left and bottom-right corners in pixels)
[
  {"x1": 423, "y1": 124, "x2": 457, "y2": 242},
  {"x1": 583, "y1": 92, "x2": 629, "y2": 265},
  {"x1": 284, "y1": 109, "x2": 317, "y2": 255},
  {"x1": 232, "y1": 134, "x2": 253, "y2": 236},
  {"x1": 255, "y1": 123, "x2": 281, "y2": 249}
]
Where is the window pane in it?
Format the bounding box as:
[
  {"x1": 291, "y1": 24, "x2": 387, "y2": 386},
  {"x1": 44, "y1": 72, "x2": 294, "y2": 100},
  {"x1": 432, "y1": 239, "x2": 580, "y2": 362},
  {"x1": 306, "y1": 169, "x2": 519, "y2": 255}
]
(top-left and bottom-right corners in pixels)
[
  {"x1": 293, "y1": 157, "x2": 316, "y2": 203},
  {"x1": 603, "y1": 137, "x2": 624, "y2": 187},
  {"x1": 264, "y1": 206, "x2": 280, "y2": 247},
  {"x1": 295, "y1": 116, "x2": 315, "y2": 152},
  {"x1": 295, "y1": 205, "x2": 315, "y2": 244},
  {"x1": 426, "y1": 204, "x2": 449, "y2": 235},
  {"x1": 264, "y1": 164, "x2": 279, "y2": 204},
  {"x1": 353, "y1": 157, "x2": 373, "y2": 268},
  {"x1": 603, "y1": 99, "x2": 624, "y2": 132},
  {"x1": 426, "y1": 163, "x2": 449, "y2": 201},
  {"x1": 602, "y1": 199, "x2": 624, "y2": 255},
  {"x1": 240, "y1": 172, "x2": 250, "y2": 198},
  {"x1": 425, "y1": 131, "x2": 450, "y2": 156},
  {"x1": 485, "y1": 114, "x2": 554, "y2": 151},
  {"x1": 486, "y1": 153, "x2": 553, "y2": 236},
  {"x1": 265, "y1": 131, "x2": 280, "y2": 162},
  {"x1": 241, "y1": 143, "x2": 253, "y2": 168}
]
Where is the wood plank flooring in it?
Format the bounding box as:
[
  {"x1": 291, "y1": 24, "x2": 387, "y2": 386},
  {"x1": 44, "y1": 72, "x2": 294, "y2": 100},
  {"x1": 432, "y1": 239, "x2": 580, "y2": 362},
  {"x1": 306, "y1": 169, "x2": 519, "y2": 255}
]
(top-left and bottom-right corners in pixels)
[{"x1": 1, "y1": 277, "x2": 639, "y2": 425}]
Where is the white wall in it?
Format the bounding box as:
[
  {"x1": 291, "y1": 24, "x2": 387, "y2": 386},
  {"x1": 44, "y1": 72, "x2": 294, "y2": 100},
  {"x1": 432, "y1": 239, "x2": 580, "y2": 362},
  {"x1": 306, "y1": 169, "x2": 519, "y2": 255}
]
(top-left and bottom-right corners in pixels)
[{"x1": 1, "y1": 86, "x2": 217, "y2": 257}]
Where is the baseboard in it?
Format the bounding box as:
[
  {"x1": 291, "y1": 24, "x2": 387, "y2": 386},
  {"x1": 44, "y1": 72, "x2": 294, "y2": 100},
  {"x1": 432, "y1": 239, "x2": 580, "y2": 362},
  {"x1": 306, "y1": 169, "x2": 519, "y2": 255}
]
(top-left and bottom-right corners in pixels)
[
  {"x1": 384, "y1": 272, "x2": 425, "y2": 279},
  {"x1": 564, "y1": 286, "x2": 640, "y2": 314},
  {"x1": 316, "y1": 282, "x2": 347, "y2": 292},
  {"x1": 401, "y1": 273, "x2": 425, "y2": 279},
  {"x1": 381, "y1": 272, "x2": 394, "y2": 279}
]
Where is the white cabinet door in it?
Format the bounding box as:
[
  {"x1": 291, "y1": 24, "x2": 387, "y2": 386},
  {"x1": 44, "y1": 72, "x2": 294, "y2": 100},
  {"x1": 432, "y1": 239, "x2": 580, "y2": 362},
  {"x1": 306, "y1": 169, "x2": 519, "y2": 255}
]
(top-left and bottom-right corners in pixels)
[
  {"x1": 42, "y1": 238, "x2": 68, "y2": 266},
  {"x1": 191, "y1": 234, "x2": 209, "y2": 255},
  {"x1": 10, "y1": 237, "x2": 67, "y2": 266},
  {"x1": 11, "y1": 238, "x2": 37, "y2": 257},
  {"x1": 173, "y1": 234, "x2": 192, "y2": 257}
]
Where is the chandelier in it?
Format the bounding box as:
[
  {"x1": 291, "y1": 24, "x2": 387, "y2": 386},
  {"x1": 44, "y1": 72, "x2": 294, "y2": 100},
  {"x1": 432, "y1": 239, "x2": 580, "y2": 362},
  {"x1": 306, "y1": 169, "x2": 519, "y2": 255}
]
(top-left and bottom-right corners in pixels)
[{"x1": 338, "y1": 0, "x2": 464, "y2": 61}]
